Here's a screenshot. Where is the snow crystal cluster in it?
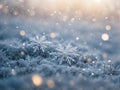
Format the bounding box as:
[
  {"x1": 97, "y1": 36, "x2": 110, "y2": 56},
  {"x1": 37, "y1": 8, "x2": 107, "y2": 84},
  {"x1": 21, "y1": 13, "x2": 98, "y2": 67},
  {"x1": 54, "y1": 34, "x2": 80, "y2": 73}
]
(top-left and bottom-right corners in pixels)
[{"x1": 0, "y1": 34, "x2": 120, "y2": 90}]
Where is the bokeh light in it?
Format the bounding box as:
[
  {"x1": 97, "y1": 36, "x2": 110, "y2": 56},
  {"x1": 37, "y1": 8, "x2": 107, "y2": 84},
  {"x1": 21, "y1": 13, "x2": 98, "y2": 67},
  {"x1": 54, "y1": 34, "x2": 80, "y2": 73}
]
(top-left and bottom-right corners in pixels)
[
  {"x1": 105, "y1": 25, "x2": 111, "y2": 31},
  {"x1": 32, "y1": 74, "x2": 43, "y2": 86},
  {"x1": 101, "y1": 33, "x2": 109, "y2": 41},
  {"x1": 20, "y1": 30, "x2": 26, "y2": 36},
  {"x1": 47, "y1": 79, "x2": 55, "y2": 88},
  {"x1": 50, "y1": 32, "x2": 57, "y2": 39}
]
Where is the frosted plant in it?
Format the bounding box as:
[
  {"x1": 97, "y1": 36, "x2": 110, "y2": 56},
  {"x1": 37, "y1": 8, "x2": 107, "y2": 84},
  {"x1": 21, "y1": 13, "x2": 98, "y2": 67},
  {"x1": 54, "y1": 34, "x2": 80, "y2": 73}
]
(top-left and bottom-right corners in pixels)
[
  {"x1": 51, "y1": 43, "x2": 80, "y2": 66},
  {"x1": 28, "y1": 35, "x2": 51, "y2": 53}
]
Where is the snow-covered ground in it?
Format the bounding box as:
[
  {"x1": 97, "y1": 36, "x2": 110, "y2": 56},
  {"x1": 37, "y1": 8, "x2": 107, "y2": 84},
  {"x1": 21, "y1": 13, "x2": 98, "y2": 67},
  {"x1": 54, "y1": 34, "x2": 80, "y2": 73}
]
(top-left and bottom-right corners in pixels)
[{"x1": 0, "y1": 0, "x2": 120, "y2": 90}]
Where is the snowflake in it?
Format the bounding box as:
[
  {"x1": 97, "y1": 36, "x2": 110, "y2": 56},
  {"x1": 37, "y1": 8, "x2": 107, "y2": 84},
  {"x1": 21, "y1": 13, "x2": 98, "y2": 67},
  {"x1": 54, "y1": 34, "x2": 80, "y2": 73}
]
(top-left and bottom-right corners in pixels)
[
  {"x1": 51, "y1": 43, "x2": 80, "y2": 66},
  {"x1": 28, "y1": 35, "x2": 51, "y2": 52}
]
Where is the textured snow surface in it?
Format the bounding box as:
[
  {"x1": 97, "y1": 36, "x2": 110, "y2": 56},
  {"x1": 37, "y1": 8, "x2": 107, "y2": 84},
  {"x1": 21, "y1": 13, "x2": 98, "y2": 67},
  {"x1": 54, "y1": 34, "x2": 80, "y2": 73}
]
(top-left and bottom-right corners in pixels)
[{"x1": 0, "y1": 17, "x2": 120, "y2": 90}]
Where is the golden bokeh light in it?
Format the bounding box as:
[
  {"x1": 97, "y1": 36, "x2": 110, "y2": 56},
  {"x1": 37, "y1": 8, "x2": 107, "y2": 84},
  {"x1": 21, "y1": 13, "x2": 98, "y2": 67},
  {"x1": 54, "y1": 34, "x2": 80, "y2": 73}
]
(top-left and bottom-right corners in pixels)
[
  {"x1": 105, "y1": 25, "x2": 111, "y2": 31},
  {"x1": 32, "y1": 74, "x2": 43, "y2": 86},
  {"x1": 50, "y1": 32, "x2": 57, "y2": 39},
  {"x1": 47, "y1": 79, "x2": 55, "y2": 88},
  {"x1": 20, "y1": 30, "x2": 26, "y2": 36},
  {"x1": 0, "y1": 3, "x2": 3, "y2": 9},
  {"x1": 101, "y1": 33, "x2": 109, "y2": 41}
]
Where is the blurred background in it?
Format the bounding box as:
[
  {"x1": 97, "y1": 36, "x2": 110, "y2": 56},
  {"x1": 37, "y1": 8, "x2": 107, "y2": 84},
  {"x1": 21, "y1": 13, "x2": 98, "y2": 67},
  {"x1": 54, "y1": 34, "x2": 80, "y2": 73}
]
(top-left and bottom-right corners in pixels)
[{"x1": 0, "y1": 0, "x2": 120, "y2": 21}]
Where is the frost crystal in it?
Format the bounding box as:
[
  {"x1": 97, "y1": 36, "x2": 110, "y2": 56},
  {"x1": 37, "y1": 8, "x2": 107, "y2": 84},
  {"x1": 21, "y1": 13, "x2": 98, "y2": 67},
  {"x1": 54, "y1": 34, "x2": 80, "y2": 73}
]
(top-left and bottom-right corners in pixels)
[
  {"x1": 28, "y1": 35, "x2": 51, "y2": 52},
  {"x1": 51, "y1": 43, "x2": 80, "y2": 65}
]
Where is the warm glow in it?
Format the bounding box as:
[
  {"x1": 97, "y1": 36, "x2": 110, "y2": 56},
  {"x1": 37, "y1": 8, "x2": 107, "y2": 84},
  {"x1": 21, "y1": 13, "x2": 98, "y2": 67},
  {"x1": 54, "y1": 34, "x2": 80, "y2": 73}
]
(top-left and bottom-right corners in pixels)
[
  {"x1": 95, "y1": 0, "x2": 101, "y2": 3},
  {"x1": 47, "y1": 80, "x2": 55, "y2": 88},
  {"x1": 32, "y1": 74, "x2": 43, "y2": 86},
  {"x1": 20, "y1": 30, "x2": 26, "y2": 36},
  {"x1": 0, "y1": 3, "x2": 3, "y2": 9},
  {"x1": 50, "y1": 32, "x2": 57, "y2": 39},
  {"x1": 106, "y1": 25, "x2": 111, "y2": 31},
  {"x1": 28, "y1": 0, "x2": 112, "y2": 9},
  {"x1": 28, "y1": 0, "x2": 113, "y2": 18},
  {"x1": 101, "y1": 33, "x2": 109, "y2": 41}
]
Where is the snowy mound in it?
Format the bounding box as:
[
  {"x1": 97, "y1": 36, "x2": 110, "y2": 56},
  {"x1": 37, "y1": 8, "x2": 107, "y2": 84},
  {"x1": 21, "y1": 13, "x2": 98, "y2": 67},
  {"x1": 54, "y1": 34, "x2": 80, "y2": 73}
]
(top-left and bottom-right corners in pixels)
[{"x1": 0, "y1": 21, "x2": 120, "y2": 90}]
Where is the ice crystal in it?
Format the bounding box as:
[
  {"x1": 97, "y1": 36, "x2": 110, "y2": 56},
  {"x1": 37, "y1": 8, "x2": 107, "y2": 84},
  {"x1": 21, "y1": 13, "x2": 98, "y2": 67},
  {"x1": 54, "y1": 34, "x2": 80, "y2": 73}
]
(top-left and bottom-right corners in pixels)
[
  {"x1": 28, "y1": 35, "x2": 51, "y2": 53},
  {"x1": 51, "y1": 43, "x2": 80, "y2": 65}
]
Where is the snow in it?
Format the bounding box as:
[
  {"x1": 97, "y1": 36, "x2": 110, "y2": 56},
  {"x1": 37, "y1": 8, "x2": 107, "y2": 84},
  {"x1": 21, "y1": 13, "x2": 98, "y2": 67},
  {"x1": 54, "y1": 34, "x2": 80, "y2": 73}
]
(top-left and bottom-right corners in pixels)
[
  {"x1": 0, "y1": 0, "x2": 120, "y2": 90},
  {"x1": 50, "y1": 43, "x2": 79, "y2": 65},
  {"x1": 0, "y1": 17, "x2": 120, "y2": 90}
]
